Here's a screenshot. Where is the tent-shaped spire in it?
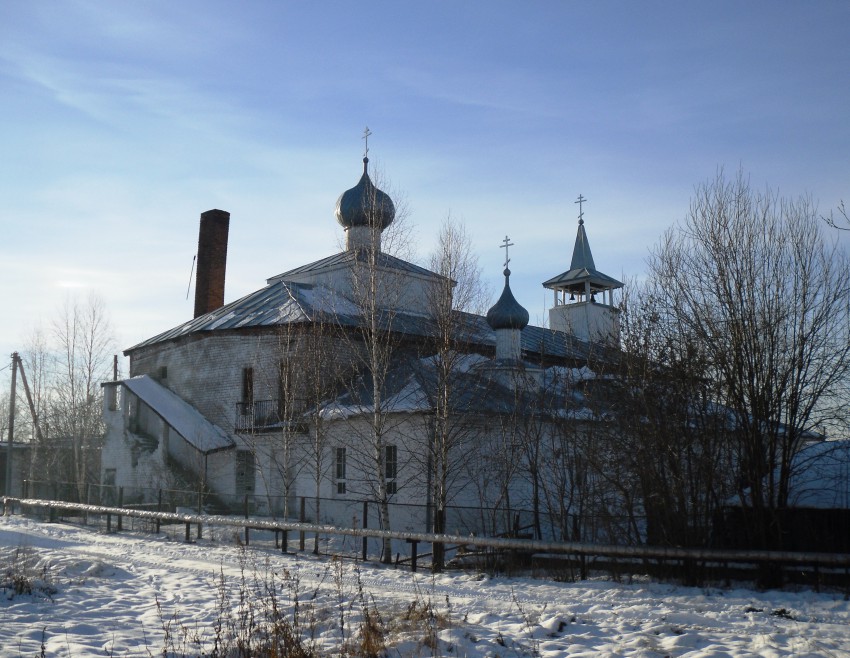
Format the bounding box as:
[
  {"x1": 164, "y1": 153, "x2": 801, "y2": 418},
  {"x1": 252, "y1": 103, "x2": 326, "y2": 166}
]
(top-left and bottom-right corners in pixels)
[
  {"x1": 544, "y1": 196, "x2": 623, "y2": 343},
  {"x1": 542, "y1": 201, "x2": 622, "y2": 298}
]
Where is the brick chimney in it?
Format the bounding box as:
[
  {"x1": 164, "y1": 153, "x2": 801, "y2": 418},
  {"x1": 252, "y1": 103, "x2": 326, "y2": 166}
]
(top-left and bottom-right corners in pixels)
[{"x1": 194, "y1": 209, "x2": 230, "y2": 318}]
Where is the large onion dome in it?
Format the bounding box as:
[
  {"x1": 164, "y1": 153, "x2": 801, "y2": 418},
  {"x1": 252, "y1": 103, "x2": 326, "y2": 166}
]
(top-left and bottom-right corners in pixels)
[
  {"x1": 486, "y1": 268, "x2": 530, "y2": 330},
  {"x1": 335, "y1": 157, "x2": 395, "y2": 230}
]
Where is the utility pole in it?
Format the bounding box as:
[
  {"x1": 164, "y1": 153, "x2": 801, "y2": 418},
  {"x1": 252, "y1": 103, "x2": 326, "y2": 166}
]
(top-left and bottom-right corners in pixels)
[
  {"x1": 16, "y1": 357, "x2": 43, "y2": 444},
  {"x1": 6, "y1": 352, "x2": 18, "y2": 497}
]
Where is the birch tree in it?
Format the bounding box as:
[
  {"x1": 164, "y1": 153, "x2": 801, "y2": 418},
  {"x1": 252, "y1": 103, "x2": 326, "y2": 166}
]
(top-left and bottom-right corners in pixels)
[
  {"x1": 424, "y1": 216, "x2": 488, "y2": 569},
  {"x1": 336, "y1": 164, "x2": 414, "y2": 563}
]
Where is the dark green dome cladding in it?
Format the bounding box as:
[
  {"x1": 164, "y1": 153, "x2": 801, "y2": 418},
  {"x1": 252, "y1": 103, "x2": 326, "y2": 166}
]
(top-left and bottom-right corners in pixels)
[
  {"x1": 335, "y1": 158, "x2": 396, "y2": 230},
  {"x1": 486, "y1": 269, "x2": 529, "y2": 330}
]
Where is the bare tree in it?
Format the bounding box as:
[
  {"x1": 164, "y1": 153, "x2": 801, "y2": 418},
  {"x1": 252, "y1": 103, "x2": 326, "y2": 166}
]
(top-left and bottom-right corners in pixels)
[
  {"x1": 50, "y1": 293, "x2": 116, "y2": 498},
  {"x1": 613, "y1": 284, "x2": 736, "y2": 547},
  {"x1": 21, "y1": 328, "x2": 51, "y2": 480},
  {"x1": 0, "y1": 380, "x2": 8, "y2": 449},
  {"x1": 646, "y1": 170, "x2": 850, "y2": 552},
  {"x1": 824, "y1": 200, "x2": 849, "y2": 231}
]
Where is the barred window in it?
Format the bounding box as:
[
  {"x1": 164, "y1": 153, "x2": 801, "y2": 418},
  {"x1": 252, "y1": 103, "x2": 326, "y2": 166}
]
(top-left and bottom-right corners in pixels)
[
  {"x1": 385, "y1": 444, "x2": 397, "y2": 495},
  {"x1": 336, "y1": 447, "x2": 347, "y2": 494}
]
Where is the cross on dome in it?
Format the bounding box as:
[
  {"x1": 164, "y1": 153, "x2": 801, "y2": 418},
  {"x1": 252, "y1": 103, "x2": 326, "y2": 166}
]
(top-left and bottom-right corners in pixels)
[
  {"x1": 362, "y1": 126, "x2": 372, "y2": 160},
  {"x1": 500, "y1": 235, "x2": 514, "y2": 271}
]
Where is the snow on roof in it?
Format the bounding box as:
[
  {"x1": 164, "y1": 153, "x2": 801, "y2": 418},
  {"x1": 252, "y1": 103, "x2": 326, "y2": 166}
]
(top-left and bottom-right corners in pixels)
[
  {"x1": 315, "y1": 352, "x2": 597, "y2": 422},
  {"x1": 122, "y1": 375, "x2": 234, "y2": 454},
  {"x1": 786, "y1": 440, "x2": 850, "y2": 509}
]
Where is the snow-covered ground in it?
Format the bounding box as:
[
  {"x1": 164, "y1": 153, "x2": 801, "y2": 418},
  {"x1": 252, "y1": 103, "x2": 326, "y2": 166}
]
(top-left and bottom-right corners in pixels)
[{"x1": 2, "y1": 515, "x2": 850, "y2": 657}]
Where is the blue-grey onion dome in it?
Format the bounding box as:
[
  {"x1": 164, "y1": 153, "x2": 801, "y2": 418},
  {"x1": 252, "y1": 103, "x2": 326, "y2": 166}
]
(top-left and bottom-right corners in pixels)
[
  {"x1": 486, "y1": 269, "x2": 530, "y2": 330},
  {"x1": 335, "y1": 157, "x2": 396, "y2": 230}
]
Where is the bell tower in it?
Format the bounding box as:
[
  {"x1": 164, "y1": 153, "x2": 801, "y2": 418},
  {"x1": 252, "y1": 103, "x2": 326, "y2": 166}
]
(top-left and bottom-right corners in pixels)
[{"x1": 543, "y1": 196, "x2": 623, "y2": 343}]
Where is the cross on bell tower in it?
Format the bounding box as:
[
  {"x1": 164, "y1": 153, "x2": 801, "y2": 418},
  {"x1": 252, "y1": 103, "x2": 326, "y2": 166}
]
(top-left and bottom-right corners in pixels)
[
  {"x1": 575, "y1": 194, "x2": 587, "y2": 225},
  {"x1": 541, "y1": 195, "x2": 624, "y2": 343}
]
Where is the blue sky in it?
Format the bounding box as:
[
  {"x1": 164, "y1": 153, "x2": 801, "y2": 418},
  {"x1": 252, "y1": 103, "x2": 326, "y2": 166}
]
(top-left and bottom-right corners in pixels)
[{"x1": 1, "y1": 1, "x2": 849, "y2": 380}]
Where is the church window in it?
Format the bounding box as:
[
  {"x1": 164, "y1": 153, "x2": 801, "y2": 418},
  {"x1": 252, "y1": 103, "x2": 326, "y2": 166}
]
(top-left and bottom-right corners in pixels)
[
  {"x1": 385, "y1": 444, "x2": 397, "y2": 495},
  {"x1": 336, "y1": 447, "x2": 347, "y2": 494},
  {"x1": 242, "y1": 367, "x2": 254, "y2": 406}
]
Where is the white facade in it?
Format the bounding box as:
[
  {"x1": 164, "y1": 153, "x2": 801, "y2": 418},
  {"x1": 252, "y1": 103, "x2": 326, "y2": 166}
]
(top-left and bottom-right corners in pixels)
[{"x1": 549, "y1": 300, "x2": 621, "y2": 344}]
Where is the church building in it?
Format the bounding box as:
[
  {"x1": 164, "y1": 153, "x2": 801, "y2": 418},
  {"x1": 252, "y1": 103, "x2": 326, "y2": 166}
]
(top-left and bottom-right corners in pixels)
[{"x1": 101, "y1": 151, "x2": 625, "y2": 540}]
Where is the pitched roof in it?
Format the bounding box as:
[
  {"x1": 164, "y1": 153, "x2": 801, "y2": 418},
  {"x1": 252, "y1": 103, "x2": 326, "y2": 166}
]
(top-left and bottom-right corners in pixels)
[
  {"x1": 127, "y1": 278, "x2": 600, "y2": 364},
  {"x1": 267, "y1": 250, "x2": 440, "y2": 284}
]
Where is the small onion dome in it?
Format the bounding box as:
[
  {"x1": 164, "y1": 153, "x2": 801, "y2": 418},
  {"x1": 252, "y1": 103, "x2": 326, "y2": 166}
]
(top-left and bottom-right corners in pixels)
[
  {"x1": 486, "y1": 268, "x2": 530, "y2": 330},
  {"x1": 335, "y1": 157, "x2": 396, "y2": 230}
]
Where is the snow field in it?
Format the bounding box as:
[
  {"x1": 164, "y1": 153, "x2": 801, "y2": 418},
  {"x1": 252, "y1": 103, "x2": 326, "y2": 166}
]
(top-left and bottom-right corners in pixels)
[{"x1": 1, "y1": 515, "x2": 850, "y2": 657}]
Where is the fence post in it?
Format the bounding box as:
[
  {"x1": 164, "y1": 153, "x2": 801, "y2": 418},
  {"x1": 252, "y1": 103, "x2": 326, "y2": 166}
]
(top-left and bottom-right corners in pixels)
[
  {"x1": 185, "y1": 521, "x2": 190, "y2": 542},
  {"x1": 84, "y1": 483, "x2": 90, "y2": 525},
  {"x1": 198, "y1": 489, "x2": 203, "y2": 515},
  {"x1": 106, "y1": 512, "x2": 111, "y2": 533},
  {"x1": 433, "y1": 508, "x2": 445, "y2": 573},
  {"x1": 407, "y1": 539, "x2": 419, "y2": 573},
  {"x1": 245, "y1": 526, "x2": 250, "y2": 546},
  {"x1": 23, "y1": 479, "x2": 28, "y2": 499},
  {"x1": 362, "y1": 500, "x2": 368, "y2": 562},
  {"x1": 299, "y1": 497, "x2": 306, "y2": 551},
  {"x1": 244, "y1": 494, "x2": 249, "y2": 519},
  {"x1": 156, "y1": 489, "x2": 162, "y2": 534},
  {"x1": 117, "y1": 487, "x2": 124, "y2": 532}
]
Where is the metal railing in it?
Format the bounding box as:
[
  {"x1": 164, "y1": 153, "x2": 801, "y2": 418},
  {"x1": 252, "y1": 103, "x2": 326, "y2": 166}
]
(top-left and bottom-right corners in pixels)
[{"x1": 235, "y1": 399, "x2": 281, "y2": 432}]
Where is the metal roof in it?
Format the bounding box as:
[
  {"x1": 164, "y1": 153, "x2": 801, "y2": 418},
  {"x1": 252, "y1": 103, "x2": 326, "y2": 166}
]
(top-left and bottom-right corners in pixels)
[
  {"x1": 127, "y1": 247, "x2": 602, "y2": 364},
  {"x1": 127, "y1": 282, "x2": 597, "y2": 365},
  {"x1": 122, "y1": 375, "x2": 234, "y2": 454},
  {"x1": 319, "y1": 354, "x2": 572, "y2": 419},
  {"x1": 486, "y1": 270, "x2": 530, "y2": 330},
  {"x1": 335, "y1": 163, "x2": 395, "y2": 230},
  {"x1": 267, "y1": 250, "x2": 441, "y2": 284},
  {"x1": 543, "y1": 221, "x2": 623, "y2": 292}
]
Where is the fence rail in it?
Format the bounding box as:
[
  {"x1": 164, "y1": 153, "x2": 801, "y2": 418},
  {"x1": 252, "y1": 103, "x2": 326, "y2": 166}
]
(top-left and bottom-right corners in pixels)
[
  {"x1": 5, "y1": 496, "x2": 850, "y2": 581},
  {"x1": 21, "y1": 479, "x2": 641, "y2": 546}
]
